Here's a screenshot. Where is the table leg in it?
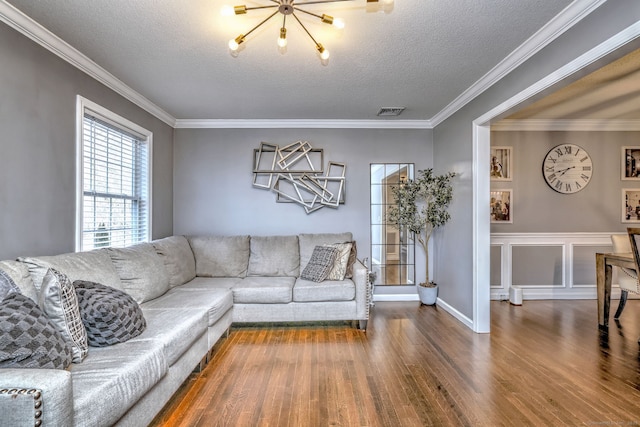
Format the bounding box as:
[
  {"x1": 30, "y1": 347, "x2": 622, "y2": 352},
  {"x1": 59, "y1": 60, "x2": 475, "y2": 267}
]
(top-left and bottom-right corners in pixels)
[{"x1": 596, "y1": 253, "x2": 612, "y2": 330}]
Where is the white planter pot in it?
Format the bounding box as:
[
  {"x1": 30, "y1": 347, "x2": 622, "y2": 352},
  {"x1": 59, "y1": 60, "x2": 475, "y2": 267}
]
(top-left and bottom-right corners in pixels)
[{"x1": 417, "y1": 284, "x2": 438, "y2": 305}]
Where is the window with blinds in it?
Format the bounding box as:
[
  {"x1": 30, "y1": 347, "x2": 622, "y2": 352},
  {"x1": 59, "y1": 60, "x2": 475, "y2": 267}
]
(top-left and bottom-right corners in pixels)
[{"x1": 77, "y1": 97, "x2": 151, "y2": 251}]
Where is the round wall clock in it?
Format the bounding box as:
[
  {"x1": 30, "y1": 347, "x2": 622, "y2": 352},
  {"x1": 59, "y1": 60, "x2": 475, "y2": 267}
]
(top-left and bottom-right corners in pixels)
[{"x1": 542, "y1": 144, "x2": 593, "y2": 194}]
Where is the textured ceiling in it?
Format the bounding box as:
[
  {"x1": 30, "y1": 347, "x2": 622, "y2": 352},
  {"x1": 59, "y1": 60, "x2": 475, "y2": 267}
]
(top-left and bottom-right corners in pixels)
[
  {"x1": 6, "y1": 0, "x2": 575, "y2": 121},
  {"x1": 506, "y1": 48, "x2": 640, "y2": 120}
]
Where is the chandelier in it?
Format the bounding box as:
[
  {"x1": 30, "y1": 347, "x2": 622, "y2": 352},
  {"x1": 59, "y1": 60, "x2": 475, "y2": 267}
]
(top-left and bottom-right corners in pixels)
[{"x1": 222, "y1": 0, "x2": 393, "y2": 61}]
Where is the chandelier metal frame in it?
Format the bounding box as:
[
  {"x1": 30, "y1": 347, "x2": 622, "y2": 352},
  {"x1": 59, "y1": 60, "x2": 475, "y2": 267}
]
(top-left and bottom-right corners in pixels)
[{"x1": 224, "y1": 0, "x2": 391, "y2": 60}]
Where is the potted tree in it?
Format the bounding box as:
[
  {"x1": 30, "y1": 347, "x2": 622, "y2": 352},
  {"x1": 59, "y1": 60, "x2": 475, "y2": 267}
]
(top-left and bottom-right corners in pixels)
[{"x1": 387, "y1": 169, "x2": 456, "y2": 305}]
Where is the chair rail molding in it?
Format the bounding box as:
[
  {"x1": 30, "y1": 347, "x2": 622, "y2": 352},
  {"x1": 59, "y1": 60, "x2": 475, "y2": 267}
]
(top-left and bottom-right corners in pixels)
[{"x1": 490, "y1": 232, "x2": 630, "y2": 301}]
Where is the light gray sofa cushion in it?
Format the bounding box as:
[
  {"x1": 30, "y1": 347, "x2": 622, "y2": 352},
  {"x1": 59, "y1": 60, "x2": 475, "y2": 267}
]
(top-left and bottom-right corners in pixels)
[
  {"x1": 0, "y1": 260, "x2": 37, "y2": 302},
  {"x1": 133, "y1": 308, "x2": 208, "y2": 365},
  {"x1": 232, "y1": 276, "x2": 295, "y2": 304},
  {"x1": 299, "y1": 232, "x2": 353, "y2": 272},
  {"x1": 144, "y1": 287, "x2": 233, "y2": 327},
  {"x1": 20, "y1": 250, "x2": 123, "y2": 293},
  {"x1": 107, "y1": 243, "x2": 170, "y2": 304},
  {"x1": 293, "y1": 278, "x2": 356, "y2": 302},
  {"x1": 189, "y1": 235, "x2": 250, "y2": 278},
  {"x1": 152, "y1": 236, "x2": 196, "y2": 288},
  {"x1": 248, "y1": 235, "x2": 300, "y2": 277},
  {"x1": 71, "y1": 339, "x2": 168, "y2": 427},
  {"x1": 178, "y1": 276, "x2": 240, "y2": 291}
]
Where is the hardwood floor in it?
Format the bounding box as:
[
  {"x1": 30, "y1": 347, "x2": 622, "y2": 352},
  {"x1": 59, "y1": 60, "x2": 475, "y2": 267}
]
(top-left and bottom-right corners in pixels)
[{"x1": 150, "y1": 300, "x2": 640, "y2": 426}]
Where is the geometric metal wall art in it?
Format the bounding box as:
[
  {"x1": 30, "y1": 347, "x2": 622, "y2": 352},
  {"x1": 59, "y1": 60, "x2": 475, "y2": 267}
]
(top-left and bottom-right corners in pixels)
[{"x1": 252, "y1": 140, "x2": 346, "y2": 214}]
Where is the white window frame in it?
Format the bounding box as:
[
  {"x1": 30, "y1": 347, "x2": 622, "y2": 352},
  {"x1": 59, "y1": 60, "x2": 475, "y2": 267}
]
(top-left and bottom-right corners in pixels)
[{"x1": 75, "y1": 95, "x2": 153, "y2": 251}]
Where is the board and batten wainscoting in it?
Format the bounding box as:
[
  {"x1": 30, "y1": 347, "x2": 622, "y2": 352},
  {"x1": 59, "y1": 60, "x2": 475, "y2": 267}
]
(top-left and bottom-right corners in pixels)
[{"x1": 491, "y1": 233, "x2": 635, "y2": 301}]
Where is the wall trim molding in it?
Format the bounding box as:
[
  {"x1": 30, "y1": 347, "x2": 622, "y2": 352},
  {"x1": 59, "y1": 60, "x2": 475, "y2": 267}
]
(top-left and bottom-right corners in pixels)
[
  {"x1": 0, "y1": 1, "x2": 177, "y2": 127},
  {"x1": 173, "y1": 119, "x2": 433, "y2": 130},
  {"x1": 476, "y1": 21, "x2": 640, "y2": 128},
  {"x1": 372, "y1": 294, "x2": 475, "y2": 330},
  {"x1": 431, "y1": 0, "x2": 606, "y2": 127},
  {"x1": 491, "y1": 232, "x2": 619, "y2": 301},
  {"x1": 373, "y1": 294, "x2": 419, "y2": 302},
  {"x1": 473, "y1": 21, "x2": 640, "y2": 332},
  {"x1": 436, "y1": 298, "x2": 475, "y2": 330},
  {"x1": 492, "y1": 119, "x2": 640, "y2": 132},
  {"x1": 1, "y1": 0, "x2": 603, "y2": 131},
  {"x1": 491, "y1": 231, "x2": 621, "y2": 241}
]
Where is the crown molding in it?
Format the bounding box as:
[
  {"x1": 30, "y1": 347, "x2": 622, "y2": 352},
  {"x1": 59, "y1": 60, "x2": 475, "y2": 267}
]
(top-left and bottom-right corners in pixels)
[
  {"x1": 0, "y1": 0, "x2": 606, "y2": 131},
  {"x1": 173, "y1": 119, "x2": 433, "y2": 129},
  {"x1": 0, "y1": 0, "x2": 430, "y2": 131},
  {"x1": 430, "y1": 0, "x2": 607, "y2": 127},
  {"x1": 492, "y1": 119, "x2": 640, "y2": 132},
  {"x1": 0, "y1": 1, "x2": 176, "y2": 127}
]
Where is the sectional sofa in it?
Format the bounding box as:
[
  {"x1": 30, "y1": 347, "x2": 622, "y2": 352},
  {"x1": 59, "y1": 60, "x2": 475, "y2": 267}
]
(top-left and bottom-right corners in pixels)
[{"x1": 0, "y1": 232, "x2": 370, "y2": 427}]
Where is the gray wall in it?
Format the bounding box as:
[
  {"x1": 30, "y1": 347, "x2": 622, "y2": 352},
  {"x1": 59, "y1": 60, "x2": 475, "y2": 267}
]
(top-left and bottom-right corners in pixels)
[
  {"x1": 433, "y1": 0, "x2": 640, "y2": 319},
  {"x1": 0, "y1": 22, "x2": 174, "y2": 260},
  {"x1": 491, "y1": 131, "x2": 640, "y2": 232},
  {"x1": 173, "y1": 128, "x2": 432, "y2": 287}
]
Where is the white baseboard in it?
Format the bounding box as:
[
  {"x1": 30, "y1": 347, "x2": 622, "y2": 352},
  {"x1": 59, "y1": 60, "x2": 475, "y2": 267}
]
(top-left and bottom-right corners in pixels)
[
  {"x1": 372, "y1": 295, "x2": 476, "y2": 332},
  {"x1": 373, "y1": 294, "x2": 419, "y2": 302},
  {"x1": 436, "y1": 298, "x2": 475, "y2": 330},
  {"x1": 490, "y1": 287, "x2": 638, "y2": 301}
]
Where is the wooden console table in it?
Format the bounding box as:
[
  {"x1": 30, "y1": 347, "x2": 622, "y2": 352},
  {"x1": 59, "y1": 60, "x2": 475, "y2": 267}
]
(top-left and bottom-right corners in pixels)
[{"x1": 596, "y1": 252, "x2": 635, "y2": 330}]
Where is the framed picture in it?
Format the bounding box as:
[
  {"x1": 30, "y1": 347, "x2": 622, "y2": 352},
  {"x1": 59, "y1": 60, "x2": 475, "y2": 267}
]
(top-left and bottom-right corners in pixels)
[
  {"x1": 622, "y1": 188, "x2": 640, "y2": 223},
  {"x1": 621, "y1": 146, "x2": 640, "y2": 180},
  {"x1": 490, "y1": 190, "x2": 512, "y2": 223},
  {"x1": 490, "y1": 146, "x2": 512, "y2": 181}
]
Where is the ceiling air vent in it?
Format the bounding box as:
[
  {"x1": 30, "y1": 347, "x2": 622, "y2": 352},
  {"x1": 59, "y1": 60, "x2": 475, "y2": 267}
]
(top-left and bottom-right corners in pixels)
[{"x1": 377, "y1": 107, "x2": 406, "y2": 117}]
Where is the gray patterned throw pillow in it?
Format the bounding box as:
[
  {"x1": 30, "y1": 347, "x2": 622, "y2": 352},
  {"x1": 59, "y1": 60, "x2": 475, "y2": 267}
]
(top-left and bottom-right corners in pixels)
[
  {"x1": 38, "y1": 268, "x2": 88, "y2": 363},
  {"x1": 300, "y1": 245, "x2": 339, "y2": 282},
  {"x1": 74, "y1": 281, "x2": 146, "y2": 347},
  {"x1": 324, "y1": 242, "x2": 353, "y2": 281},
  {"x1": 0, "y1": 292, "x2": 72, "y2": 369},
  {"x1": 0, "y1": 268, "x2": 21, "y2": 301}
]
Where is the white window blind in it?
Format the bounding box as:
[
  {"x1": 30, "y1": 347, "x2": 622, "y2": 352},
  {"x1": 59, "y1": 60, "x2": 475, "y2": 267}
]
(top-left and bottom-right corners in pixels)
[{"x1": 79, "y1": 107, "x2": 150, "y2": 251}]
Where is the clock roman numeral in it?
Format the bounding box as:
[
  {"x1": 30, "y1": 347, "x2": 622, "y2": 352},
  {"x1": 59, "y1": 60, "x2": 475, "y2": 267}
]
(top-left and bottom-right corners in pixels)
[
  {"x1": 565, "y1": 183, "x2": 572, "y2": 192},
  {"x1": 545, "y1": 166, "x2": 554, "y2": 173},
  {"x1": 583, "y1": 166, "x2": 591, "y2": 171},
  {"x1": 575, "y1": 181, "x2": 582, "y2": 190},
  {"x1": 555, "y1": 180, "x2": 563, "y2": 190},
  {"x1": 581, "y1": 174, "x2": 589, "y2": 181},
  {"x1": 555, "y1": 148, "x2": 564, "y2": 156},
  {"x1": 547, "y1": 173, "x2": 556, "y2": 183},
  {"x1": 580, "y1": 156, "x2": 589, "y2": 162},
  {"x1": 564, "y1": 146, "x2": 572, "y2": 155}
]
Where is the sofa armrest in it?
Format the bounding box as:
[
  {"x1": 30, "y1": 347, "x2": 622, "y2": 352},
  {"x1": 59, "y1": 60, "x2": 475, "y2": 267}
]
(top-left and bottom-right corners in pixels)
[
  {"x1": 352, "y1": 259, "x2": 371, "y2": 321},
  {"x1": 0, "y1": 368, "x2": 73, "y2": 427}
]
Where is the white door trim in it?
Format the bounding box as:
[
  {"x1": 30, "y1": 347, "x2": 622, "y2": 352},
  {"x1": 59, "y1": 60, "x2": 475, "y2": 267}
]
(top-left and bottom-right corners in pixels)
[{"x1": 471, "y1": 21, "x2": 640, "y2": 334}]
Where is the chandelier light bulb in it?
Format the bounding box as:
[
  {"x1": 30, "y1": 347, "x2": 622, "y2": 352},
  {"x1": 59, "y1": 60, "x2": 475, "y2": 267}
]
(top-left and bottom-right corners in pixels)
[
  {"x1": 332, "y1": 18, "x2": 345, "y2": 29},
  {"x1": 221, "y1": 5, "x2": 234, "y2": 16},
  {"x1": 277, "y1": 28, "x2": 288, "y2": 48},
  {"x1": 382, "y1": 0, "x2": 394, "y2": 4},
  {"x1": 317, "y1": 44, "x2": 330, "y2": 60}
]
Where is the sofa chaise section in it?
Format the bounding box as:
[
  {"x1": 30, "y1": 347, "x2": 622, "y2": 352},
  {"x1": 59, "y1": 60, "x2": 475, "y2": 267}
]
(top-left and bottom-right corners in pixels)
[{"x1": 1, "y1": 232, "x2": 369, "y2": 426}]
